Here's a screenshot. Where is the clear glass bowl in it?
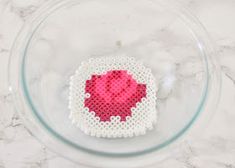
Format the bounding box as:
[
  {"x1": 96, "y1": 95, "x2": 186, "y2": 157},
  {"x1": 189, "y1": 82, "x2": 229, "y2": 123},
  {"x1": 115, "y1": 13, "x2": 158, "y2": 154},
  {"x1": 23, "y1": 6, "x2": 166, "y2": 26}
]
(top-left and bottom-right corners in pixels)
[{"x1": 8, "y1": 0, "x2": 221, "y2": 167}]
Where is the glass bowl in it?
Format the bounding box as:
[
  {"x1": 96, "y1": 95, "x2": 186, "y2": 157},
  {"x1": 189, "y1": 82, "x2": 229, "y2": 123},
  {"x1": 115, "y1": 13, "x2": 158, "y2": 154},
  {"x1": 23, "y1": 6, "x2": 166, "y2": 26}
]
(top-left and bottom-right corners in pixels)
[{"x1": 8, "y1": 0, "x2": 221, "y2": 167}]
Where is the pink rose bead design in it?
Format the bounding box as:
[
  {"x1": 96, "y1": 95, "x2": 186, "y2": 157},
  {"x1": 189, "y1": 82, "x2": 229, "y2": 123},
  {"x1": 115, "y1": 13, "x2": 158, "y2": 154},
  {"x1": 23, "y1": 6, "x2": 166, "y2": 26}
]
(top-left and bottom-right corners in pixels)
[{"x1": 84, "y1": 70, "x2": 146, "y2": 121}]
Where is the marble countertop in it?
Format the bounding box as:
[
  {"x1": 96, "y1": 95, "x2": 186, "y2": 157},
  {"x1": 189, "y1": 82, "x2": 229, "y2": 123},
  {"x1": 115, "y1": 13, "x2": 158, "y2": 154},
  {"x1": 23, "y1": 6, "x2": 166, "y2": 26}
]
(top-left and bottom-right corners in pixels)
[{"x1": 0, "y1": 0, "x2": 235, "y2": 167}]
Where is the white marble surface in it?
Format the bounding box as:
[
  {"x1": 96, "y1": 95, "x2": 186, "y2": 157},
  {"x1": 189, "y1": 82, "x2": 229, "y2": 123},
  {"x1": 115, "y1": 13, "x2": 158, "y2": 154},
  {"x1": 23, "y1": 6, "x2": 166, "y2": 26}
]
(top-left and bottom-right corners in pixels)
[{"x1": 0, "y1": 0, "x2": 235, "y2": 167}]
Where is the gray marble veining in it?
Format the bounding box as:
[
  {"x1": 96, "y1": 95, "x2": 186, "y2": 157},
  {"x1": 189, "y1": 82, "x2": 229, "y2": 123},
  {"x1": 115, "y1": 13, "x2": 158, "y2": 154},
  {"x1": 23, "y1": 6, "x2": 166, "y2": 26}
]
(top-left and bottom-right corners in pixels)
[{"x1": 0, "y1": 0, "x2": 235, "y2": 167}]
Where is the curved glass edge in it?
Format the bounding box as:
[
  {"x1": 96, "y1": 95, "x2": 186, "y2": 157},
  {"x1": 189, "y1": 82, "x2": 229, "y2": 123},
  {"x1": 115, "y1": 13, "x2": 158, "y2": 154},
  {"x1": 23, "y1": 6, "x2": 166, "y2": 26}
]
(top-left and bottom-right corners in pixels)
[{"x1": 8, "y1": 0, "x2": 220, "y2": 160}]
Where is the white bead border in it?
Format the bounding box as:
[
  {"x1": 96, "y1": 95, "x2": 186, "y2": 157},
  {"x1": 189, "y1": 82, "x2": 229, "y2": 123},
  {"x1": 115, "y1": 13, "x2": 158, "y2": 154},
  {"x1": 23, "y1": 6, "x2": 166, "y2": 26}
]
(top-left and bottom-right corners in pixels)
[{"x1": 69, "y1": 56, "x2": 158, "y2": 138}]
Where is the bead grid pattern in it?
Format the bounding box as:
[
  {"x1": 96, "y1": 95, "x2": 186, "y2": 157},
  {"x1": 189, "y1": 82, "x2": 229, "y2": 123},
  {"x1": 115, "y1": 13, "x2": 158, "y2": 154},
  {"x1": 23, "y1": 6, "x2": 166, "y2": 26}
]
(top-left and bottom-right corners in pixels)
[
  {"x1": 85, "y1": 70, "x2": 147, "y2": 122},
  {"x1": 69, "y1": 57, "x2": 157, "y2": 138}
]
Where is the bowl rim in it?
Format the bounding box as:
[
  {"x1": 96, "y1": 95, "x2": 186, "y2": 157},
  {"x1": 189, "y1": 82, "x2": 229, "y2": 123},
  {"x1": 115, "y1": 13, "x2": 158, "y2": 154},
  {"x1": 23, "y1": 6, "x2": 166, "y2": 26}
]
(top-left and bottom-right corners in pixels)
[{"x1": 8, "y1": 0, "x2": 221, "y2": 166}]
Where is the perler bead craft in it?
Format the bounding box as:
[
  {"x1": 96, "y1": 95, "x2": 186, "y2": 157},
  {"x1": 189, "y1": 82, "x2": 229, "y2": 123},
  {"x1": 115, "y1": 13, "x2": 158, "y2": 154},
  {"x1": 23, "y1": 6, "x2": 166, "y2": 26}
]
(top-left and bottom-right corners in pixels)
[{"x1": 69, "y1": 57, "x2": 157, "y2": 138}]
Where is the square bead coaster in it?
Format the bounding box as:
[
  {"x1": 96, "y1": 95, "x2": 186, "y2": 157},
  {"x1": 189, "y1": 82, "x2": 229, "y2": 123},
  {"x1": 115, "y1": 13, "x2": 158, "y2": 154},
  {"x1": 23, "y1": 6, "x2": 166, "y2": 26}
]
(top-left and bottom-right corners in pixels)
[{"x1": 69, "y1": 57, "x2": 157, "y2": 138}]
